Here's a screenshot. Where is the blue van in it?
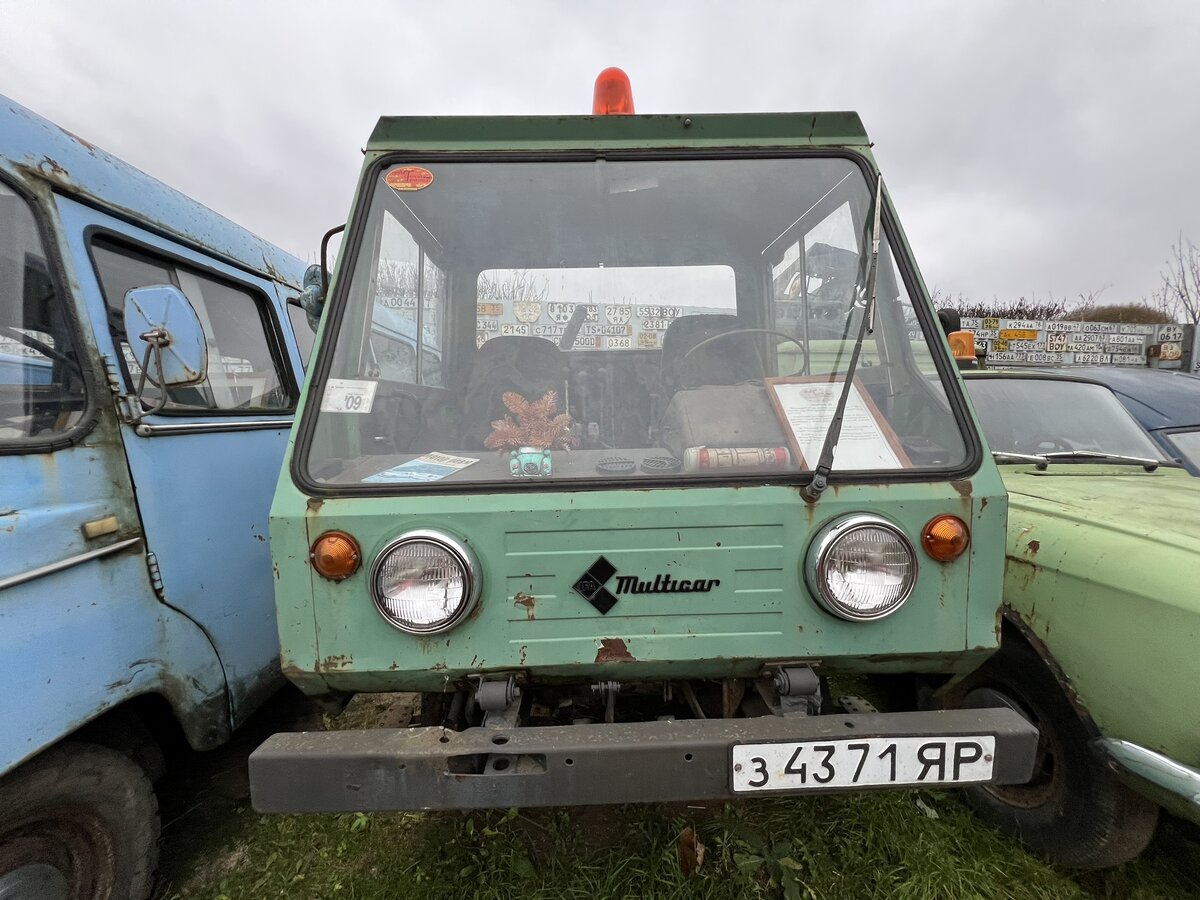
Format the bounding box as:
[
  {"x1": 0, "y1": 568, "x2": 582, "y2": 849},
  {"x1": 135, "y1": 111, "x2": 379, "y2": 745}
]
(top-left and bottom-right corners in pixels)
[{"x1": 0, "y1": 95, "x2": 310, "y2": 898}]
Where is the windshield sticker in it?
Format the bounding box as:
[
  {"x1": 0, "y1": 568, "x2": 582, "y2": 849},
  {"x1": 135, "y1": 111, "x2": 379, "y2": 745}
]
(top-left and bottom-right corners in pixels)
[
  {"x1": 320, "y1": 378, "x2": 378, "y2": 414},
  {"x1": 364, "y1": 452, "x2": 479, "y2": 484},
  {"x1": 385, "y1": 166, "x2": 434, "y2": 192}
]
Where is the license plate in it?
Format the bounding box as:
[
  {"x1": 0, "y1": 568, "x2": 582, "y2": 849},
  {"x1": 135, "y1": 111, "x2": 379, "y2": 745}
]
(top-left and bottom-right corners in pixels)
[{"x1": 731, "y1": 736, "x2": 995, "y2": 792}]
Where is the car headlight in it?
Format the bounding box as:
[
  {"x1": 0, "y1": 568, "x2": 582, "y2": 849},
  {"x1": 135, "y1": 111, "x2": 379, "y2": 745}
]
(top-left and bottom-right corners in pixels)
[
  {"x1": 370, "y1": 530, "x2": 481, "y2": 634},
  {"x1": 804, "y1": 515, "x2": 917, "y2": 621}
]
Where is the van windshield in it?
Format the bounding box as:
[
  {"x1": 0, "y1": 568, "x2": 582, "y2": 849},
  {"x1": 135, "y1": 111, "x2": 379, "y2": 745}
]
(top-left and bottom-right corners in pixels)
[{"x1": 303, "y1": 156, "x2": 969, "y2": 488}]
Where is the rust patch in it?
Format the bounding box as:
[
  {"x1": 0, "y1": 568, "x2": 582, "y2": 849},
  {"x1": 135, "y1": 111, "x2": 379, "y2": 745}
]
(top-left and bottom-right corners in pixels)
[
  {"x1": 519, "y1": 644, "x2": 528, "y2": 665},
  {"x1": 595, "y1": 637, "x2": 635, "y2": 664},
  {"x1": 980, "y1": 497, "x2": 989, "y2": 510},
  {"x1": 513, "y1": 592, "x2": 537, "y2": 620},
  {"x1": 306, "y1": 498, "x2": 324, "y2": 513},
  {"x1": 1026, "y1": 539, "x2": 1040, "y2": 555},
  {"x1": 318, "y1": 654, "x2": 352, "y2": 671},
  {"x1": 39, "y1": 156, "x2": 69, "y2": 178},
  {"x1": 950, "y1": 480, "x2": 972, "y2": 499}
]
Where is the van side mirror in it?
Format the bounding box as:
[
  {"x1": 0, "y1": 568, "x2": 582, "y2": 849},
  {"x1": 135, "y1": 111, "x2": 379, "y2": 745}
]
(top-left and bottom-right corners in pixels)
[
  {"x1": 299, "y1": 264, "x2": 325, "y2": 332},
  {"x1": 123, "y1": 284, "x2": 208, "y2": 415}
]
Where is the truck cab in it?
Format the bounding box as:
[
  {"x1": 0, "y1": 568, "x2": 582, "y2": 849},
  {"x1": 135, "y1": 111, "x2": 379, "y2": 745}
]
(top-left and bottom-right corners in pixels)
[
  {"x1": 0, "y1": 94, "x2": 308, "y2": 898},
  {"x1": 251, "y1": 75, "x2": 1037, "y2": 813}
]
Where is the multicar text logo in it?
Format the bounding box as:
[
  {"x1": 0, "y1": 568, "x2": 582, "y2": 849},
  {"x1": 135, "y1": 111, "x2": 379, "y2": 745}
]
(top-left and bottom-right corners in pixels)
[
  {"x1": 572, "y1": 556, "x2": 719, "y2": 615},
  {"x1": 614, "y1": 574, "x2": 721, "y2": 594}
]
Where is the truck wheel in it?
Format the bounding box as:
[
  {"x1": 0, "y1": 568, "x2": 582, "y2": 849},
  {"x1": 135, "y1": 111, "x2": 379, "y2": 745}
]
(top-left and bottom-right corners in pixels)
[
  {"x1": 946, "y1": 635, "x2": 1158, "y2": 868},
  {"x1": 0, "y1": 742, "x2": 159, "y2": 900}
]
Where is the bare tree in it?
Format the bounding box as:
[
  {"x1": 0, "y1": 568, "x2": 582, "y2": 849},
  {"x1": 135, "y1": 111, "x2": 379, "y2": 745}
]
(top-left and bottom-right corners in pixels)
[{"x1": 1153, "y1": 233, "x2": 1200, "y2": 325}]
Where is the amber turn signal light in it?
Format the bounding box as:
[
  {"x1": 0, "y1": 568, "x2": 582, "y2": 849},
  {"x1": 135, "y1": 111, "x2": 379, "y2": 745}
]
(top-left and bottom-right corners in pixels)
[
  {"x1": 921, "y1": 515, "x2": 969, "y2": 562},
  {"x1": 310, "y1": 531, "x2": 361, "y2": 580}
]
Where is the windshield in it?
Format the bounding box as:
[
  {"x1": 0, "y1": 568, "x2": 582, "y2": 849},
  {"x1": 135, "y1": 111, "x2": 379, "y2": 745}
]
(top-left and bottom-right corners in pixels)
[
  {"x1": 964, "y1": 377, "x2": 1168, "y2": 461},
  {"x1": 0, "y1": 182, "x2": 86, "y2": 443},
  {"x1": 304, "y1": 156, "x2": 969, "y2": 488}
]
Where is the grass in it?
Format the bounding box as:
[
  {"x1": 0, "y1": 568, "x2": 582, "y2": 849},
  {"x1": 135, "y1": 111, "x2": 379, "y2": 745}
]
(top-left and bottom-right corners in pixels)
[{"x1": 152, "y1": 693, "x2": 1200, "y2": 900}]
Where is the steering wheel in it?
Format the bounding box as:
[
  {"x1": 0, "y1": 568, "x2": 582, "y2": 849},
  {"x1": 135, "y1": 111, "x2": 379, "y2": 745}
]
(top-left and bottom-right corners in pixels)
[{"x1": 679, "y1": 328, "x2": 809, "y2": 378}]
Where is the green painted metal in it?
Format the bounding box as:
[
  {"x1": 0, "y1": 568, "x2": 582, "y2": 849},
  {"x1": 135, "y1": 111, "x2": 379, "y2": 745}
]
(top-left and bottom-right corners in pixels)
[
  {"x1": 998, "y1": 464, "x2": 1200, "y2": 771},
  {"x1": 272, "y1": 473, "x2": 1007, "y2": 693},
  {"x1": 270, "y1": 110, "x2": 1008, "y2": 700},
  {"x1": 367, "y1": 113, "x2": 870, "y2": 153}
]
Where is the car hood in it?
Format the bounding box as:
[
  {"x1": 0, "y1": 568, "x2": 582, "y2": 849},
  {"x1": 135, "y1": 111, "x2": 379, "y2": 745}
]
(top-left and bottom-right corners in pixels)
[{"x1": 999, "y1": 465, "x2": 1200, "y2": 554}]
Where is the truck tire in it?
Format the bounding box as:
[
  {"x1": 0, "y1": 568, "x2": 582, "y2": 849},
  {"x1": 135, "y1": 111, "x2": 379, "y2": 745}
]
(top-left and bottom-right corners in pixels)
[
  {"x1": 0, "y1": 742, "x2": 159, "y2": 900},
  {"x1": 944, "y1": 634, "x2": 1158, "y2": 868}
]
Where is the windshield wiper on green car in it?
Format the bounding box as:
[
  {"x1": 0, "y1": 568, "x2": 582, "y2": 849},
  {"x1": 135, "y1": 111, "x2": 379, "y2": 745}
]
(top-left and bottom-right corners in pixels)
[
  {"x1": 801, "y1": 176, "x2": 884, "y2": 504},
  {"x1": 1039, "y1": 450, "x2": 1178, "y2": 471},
  {"x1": 991, "y1": 450, "x2": 1048, "y2": 469}
]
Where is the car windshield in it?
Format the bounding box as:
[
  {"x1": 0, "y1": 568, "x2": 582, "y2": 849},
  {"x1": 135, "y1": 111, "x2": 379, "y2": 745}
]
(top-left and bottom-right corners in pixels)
[
  {"x1": 964, "y1": 377, "x2": 1168, "y2": 462},
  {"x1": 1164, "y1": 429, "x2": 1200, "y2": 470},
  {"x1": 303, "y1": 156, "x2": 970, "y2": 488}
]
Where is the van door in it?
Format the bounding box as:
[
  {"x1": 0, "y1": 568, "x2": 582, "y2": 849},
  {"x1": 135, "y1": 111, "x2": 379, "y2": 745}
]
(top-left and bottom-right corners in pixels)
[{"x1": 55, "y1": 197, "x2": 301, "y2": 725}]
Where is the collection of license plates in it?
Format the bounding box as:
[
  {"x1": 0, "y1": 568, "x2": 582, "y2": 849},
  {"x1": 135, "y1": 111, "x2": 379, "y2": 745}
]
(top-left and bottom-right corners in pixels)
[{"x1": 953, "y1": 317, "x2": 1186, "y2": 367}]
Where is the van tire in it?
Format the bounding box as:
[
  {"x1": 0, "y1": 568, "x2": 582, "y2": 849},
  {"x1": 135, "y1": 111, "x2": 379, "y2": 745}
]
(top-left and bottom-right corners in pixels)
[
  {"x1": 943, "y1": 635, "x2": 1158, "y2": 868},
  {"x1": 0, "y1": 741, "x2": 159, "y2": 899}
]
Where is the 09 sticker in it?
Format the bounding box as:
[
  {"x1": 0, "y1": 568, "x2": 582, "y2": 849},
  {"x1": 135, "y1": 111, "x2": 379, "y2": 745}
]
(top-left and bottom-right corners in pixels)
[{"x1": 321, "y1": 378, "x2": 378, "y2": 414}]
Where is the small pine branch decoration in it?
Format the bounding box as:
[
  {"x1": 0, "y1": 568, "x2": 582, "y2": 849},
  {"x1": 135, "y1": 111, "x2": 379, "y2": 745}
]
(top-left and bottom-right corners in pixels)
[{"x1": 484, "y1": 391, "x2": 578, "y2": 451}]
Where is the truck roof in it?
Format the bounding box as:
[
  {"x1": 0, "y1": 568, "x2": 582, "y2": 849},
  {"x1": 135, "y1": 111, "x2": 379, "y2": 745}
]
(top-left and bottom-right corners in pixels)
[
  {"x1": 367, "y1": 112, "x2": 870, "y2": 153},
  {"x1": 1, "y1": 94, "x2": 304, "y2": 288}
]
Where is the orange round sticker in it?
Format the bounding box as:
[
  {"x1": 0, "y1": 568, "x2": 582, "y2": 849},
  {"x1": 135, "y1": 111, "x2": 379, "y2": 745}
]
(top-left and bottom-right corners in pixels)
[{"x1": 385, "y1": 166, "x2": 434, "y2": 191}]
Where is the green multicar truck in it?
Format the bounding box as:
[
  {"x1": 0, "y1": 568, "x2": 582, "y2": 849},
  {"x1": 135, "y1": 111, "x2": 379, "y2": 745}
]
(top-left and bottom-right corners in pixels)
[{"x1": 250, "y1": 71, "x2": 1038, "y2": 812}]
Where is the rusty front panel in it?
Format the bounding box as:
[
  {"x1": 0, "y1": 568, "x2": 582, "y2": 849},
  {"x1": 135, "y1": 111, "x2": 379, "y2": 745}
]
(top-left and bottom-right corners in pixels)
[{"x1": 269, "y1": 477, "x2": 1005, "y2": 695}]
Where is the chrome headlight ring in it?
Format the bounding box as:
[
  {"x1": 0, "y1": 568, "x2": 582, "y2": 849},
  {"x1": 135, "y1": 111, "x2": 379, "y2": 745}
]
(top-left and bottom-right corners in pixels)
[
  {"x1": 369, "y1": 529, "x2": 482, "y2": 634},
  {"x1": 804, "y1": 514, "x2": 918, "y2": 622}
]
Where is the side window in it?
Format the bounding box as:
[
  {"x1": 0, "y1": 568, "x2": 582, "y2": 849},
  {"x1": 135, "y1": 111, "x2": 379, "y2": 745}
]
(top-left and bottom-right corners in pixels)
[
  {"x1": 92, "y1": 239, "x2": 294, "y2": 412},
  {"x1": 366, "y1": 210, "x2": 444, "y2": 386},
  {"x1": 0, "y1": 183, "x2": 87, "y2": 442}
]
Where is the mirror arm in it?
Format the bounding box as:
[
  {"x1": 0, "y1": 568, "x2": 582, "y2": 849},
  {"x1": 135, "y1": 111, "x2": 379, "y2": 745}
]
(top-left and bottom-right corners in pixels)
[{"x1": 129, "y1": 326, "x2": 172, "y2": 423}]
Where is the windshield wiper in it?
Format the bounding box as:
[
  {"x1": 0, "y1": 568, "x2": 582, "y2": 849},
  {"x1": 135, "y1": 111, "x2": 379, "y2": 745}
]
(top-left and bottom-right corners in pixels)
[
  {"x1": 1040, "y1": 450, "x2": 1176, "y2": 471},
  {"x1": 992, "y1": 450, "x2": 1048, "y2": 469},
  {"x1": 802, "y1": 177, "x2": 884, "y2": 504}
]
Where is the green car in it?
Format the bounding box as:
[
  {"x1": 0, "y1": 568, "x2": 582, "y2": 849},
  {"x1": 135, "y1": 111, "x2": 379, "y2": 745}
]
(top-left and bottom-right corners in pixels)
[
  {"x1": 249, "y1": 74, "x2": 1038, "y2": 816},
  {"x1": 950, "y1": 370, "x2": 1200, "y2": 868}
]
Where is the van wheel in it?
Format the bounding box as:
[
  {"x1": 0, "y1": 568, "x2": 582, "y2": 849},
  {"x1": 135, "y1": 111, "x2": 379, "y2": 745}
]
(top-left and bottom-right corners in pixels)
[
  {"x1": 944, "y1": 635, "x2": 1158, "y2": 868},
  {"x1": 0, "y1": 742, "x2": 159, "y2": 900}
]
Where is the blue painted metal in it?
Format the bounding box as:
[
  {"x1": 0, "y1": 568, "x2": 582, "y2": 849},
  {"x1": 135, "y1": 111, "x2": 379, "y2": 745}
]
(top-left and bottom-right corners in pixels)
[
  {"x1": 1, "y1": 95, "x2": 301, "y2": 290},
  {"x1": 0, "y1": 92, "x2": 308, "y2": 782}
]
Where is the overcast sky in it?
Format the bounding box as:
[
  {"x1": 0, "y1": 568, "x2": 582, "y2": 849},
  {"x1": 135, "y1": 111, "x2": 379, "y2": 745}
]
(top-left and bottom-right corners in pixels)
[{"x1": 3, "y1": 0, "x2": 1197, "y2": 305}]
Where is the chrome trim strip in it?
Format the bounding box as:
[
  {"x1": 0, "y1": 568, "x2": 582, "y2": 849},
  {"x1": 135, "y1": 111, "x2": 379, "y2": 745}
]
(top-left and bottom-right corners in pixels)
[
  {"x1": 0, "y1": 536, "x2": 143, "y2": 592},
  {"x1": 134, "y1": 418, "x2": 293, "y2": 437},
  {"x1": 1097, "y1": 738, "x2": 1200, "y2": 807}
]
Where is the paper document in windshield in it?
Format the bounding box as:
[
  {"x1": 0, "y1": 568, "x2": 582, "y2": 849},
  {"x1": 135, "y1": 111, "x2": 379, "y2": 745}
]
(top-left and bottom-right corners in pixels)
[
  {"x1": 365, "y1": 452, "x2": 479, "y2": 483},
  {"x1": 766, "y1": 376, "x2": 911, "y2": 470}
]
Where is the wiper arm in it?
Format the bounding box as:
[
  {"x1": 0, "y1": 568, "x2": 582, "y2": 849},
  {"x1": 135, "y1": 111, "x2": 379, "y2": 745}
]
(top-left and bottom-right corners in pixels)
[
  {"x1": 992, "y1": 450, "x2": 1048, "y2": 469},
  {"x1": 802, "y1": 177, "x2": 884, "y2": 504},
  {"x1": 1040, "y1": 450, "x2": 1175, "y2": 471}
]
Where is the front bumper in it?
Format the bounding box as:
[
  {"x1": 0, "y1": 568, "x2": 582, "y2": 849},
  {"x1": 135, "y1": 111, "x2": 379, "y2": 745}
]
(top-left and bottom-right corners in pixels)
[{"x1": 250, "y1": 707, "x2": 1037, "y2": 813}]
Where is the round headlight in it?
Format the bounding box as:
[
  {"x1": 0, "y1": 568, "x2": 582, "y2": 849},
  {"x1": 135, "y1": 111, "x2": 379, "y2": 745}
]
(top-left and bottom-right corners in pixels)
[
  {"x1": 804, "y1": 515, "x2": 917, "y2": 621},
  {"x1": 370, "y1": 531, "x2": 481, "y2": 634}
]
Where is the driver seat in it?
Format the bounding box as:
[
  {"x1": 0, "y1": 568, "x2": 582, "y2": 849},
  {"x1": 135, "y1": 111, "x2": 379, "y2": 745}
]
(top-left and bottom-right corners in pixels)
[{"x1": 659, "y1": 315, "x2": 769, "y2": 398}]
